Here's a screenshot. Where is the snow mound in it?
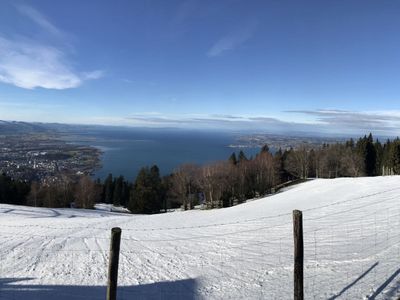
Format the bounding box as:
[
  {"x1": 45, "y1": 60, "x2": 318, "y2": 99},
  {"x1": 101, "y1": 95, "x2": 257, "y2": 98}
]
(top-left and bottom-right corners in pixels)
[
  {"x1": 1, "y1": 176, "x2": 400, "y2": 299},
  {"x1": 95, "y1": 203, "x2": 130, "y2": 213}
]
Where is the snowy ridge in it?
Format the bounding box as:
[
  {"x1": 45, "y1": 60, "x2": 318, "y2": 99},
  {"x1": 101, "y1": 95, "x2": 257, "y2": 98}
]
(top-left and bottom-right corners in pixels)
[{"x1": 1, "y1": 177, "x2": 400, "y2": 299}]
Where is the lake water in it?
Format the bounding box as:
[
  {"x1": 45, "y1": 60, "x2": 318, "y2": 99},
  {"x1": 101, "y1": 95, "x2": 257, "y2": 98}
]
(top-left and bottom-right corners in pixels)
[{"x1": 69, "y1": 128, "x2": 261, "y2": 181}]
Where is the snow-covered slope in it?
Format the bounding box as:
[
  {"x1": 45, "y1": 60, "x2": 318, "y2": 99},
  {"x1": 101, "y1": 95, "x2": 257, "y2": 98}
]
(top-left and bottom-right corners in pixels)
[{"x1": 1, "y1": 177, "x2": 400, "y2": 299}]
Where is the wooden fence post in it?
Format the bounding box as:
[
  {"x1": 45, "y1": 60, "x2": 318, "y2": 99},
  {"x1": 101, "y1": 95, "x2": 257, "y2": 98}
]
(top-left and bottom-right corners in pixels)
[
  {"x1": 293, "y1": 210, "x2": 304, "y2": 300},
  {"x1": 107, "y1": 227, "x2": 122, "y2": 300}
]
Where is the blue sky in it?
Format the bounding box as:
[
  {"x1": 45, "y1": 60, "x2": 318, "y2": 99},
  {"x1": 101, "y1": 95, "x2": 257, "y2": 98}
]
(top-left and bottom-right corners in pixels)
[{"x1": 1, "y1": 0, "x2": 400, "y2": 135}]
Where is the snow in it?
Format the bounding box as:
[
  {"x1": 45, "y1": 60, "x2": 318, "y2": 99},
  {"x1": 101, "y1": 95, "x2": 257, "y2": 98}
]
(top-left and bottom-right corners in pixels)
[
  {"x1": 94, "y1": 203, "x2": 130, "y2": 214},
  {"x1": 1, "y1": 176, "x2": 400, "y2": 299}
]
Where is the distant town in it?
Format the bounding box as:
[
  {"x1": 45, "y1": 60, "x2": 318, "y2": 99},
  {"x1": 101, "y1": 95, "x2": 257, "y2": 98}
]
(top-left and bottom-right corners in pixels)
[
  {"x1": 0, "y1": 132, "x2": 101, "y2": 183},
  {"x1": 230, "y1": 133, "x2": 346, "y2": 150}
]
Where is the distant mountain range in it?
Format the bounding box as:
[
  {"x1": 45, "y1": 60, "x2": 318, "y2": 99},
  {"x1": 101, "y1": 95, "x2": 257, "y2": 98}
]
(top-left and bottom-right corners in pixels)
[
  {"x1": 0, "y1": 120, "x2": 53, "y2": 134},
  {"x1": 0, "y1": 120, "x2": 112, "y2": 135}
]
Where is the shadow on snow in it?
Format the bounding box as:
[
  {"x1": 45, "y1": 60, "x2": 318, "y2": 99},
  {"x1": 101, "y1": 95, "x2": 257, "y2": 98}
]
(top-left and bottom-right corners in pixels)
[
  {"x1": 328, "y1": 262, "x2": 378, "y2": 300},
  {"x1": 368, "y1": 266, "x2": 400, "y2": 299},
  {"x1": 0, "y1": 277, "x2": 199, "y2": 300},
  {"x1": 328, "y1": 261, "x2": 400, "y2": 300}
]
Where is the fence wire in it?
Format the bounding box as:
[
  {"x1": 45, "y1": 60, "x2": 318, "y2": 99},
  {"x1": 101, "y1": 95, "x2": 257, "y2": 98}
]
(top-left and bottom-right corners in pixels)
[{"x1": 1, "y1": 186, "x2": 400, "y2": 299}]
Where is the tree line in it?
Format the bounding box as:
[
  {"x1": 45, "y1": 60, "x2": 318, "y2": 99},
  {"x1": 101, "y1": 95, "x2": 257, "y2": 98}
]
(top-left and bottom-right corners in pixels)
[{"x1": 1, "y1": 133, "x2": 400, "y2": 213}]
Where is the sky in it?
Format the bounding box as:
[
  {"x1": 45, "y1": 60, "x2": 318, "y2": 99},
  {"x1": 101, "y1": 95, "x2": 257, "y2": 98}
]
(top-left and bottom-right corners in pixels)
[{"x1": 1, "y1": 0, "x2": 400, "y2": 135}]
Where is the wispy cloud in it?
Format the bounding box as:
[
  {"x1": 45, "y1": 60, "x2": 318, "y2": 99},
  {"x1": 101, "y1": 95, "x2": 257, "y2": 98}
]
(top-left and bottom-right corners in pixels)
[
  {"x1": 287, "y1": 109, "x2": 400, "y2": 134},
  {"x1": 0, "y1": 4, "x2": 103, "y2": 90},
  {"x1": 165, "y1": 0, "x2": 199, "y2": 39},
  {"x1": 15, "y1": 4, "x2": 63, "y2": 38},
  {"x1": 119, "y1": 110, "x2": 400, "y2": 136},
  {"x1": 83, "y1": 70, "x2": 105, "y2": 80},
  {"x1": 207, "y1": 20, "x2": 258, "y2": 57},
  {"x1": 172, "y1": 0, "x2": 198, "y2": 26},
  {"x1": 123, "y1": 113, "x2": 305, "y2": 132},
  {"x1": 0, "y1": 101, "x2": 65, "y2": 109},
  {"x1": 5, "y1": 109, "x2": 400, "y2": 136}
]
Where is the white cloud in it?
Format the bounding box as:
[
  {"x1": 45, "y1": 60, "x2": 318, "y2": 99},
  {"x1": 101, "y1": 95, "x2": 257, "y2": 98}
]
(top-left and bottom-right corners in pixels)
[
  {"x1": 207, "y1": 21, "x2": 258, "y2": 57},
  {"x1": 0, "y1": 5, "x2": 104, "y2": 90},
  {"x1": 0, "y1": 36, "x2": 102, "y2": 90}
]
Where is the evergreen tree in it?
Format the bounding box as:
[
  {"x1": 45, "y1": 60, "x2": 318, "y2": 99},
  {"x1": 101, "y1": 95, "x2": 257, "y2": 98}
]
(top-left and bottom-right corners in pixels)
[
  {"x1": 307, "y1": 149, "x2": 317, "y2": 178},
  {"x1": 0, "y1": 173, "x2": 30, "y2": 205},
  {"x1": 374, "y1": 139, "x2": 383, "y2": 175},
  {"x1": 120, "y1": 181, "x2": 130, "y2": 207},
  {"x1": 381, "y1": 139, "x2": 392, "y2": 174},
  {"x1": 238, "y1": 150, "x2": 248, "y2": 163},
  {"x1": 391, "y1": 141, "x2": 400, "y2": 174},
  {"x1": 365, "y1": 133, "x2": 377, "y2": 176},
  {"x1": 228, "y1": 152, "x2": 237, "y2": 165},
  {"x1": 112, "y1": 176, "x2": 124, "y2": 206},
  {"x1": 260, "y1": 144, "x2": 270, "y2": 153},
  {"x1": 345, "y1": 138, "x2": 355, "y2": 149},
  {"x1": 128, "y1": 165, "x2": 163, "y2": 214},
  {"x1": 103, "y1": 174, "x2": 114, "y2": 204},
  {"x1": 356, "y1": 133, "x2": 377, "y2": 176}
]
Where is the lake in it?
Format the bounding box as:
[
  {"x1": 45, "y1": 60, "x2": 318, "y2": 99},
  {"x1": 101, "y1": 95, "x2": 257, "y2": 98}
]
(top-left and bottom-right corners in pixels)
[{"x1": 68, "y1": 128, "x2": 261, "y2": 181}]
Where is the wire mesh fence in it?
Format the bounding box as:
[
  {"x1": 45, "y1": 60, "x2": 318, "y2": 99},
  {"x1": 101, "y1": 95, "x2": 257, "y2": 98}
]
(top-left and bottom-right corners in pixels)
[{"x1": 1, "y1": 186, "x2": 400, "y2": 299}]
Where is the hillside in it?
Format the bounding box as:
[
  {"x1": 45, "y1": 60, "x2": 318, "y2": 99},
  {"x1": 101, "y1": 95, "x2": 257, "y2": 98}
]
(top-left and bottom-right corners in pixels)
[{"x1": 1, "y1": 177, "x2": 400, "y2": 299}]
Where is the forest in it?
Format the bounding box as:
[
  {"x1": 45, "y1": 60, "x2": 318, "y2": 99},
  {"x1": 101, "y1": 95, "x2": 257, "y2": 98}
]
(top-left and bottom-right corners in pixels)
[{"x1": 1, "y1": 133, "x2": 400, "y2": 213}]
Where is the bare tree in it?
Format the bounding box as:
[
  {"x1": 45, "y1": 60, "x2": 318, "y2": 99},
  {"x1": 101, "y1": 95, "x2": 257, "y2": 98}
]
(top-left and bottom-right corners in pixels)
[
  {"x1": 284, "y1": 146, "x2": 310, "y2": 179},
  {"x1": 74, "y1": 176, "x2": 99, "y2": 209},
  {"x1": 341, "y1": 147, "x2": 364, "y2": 177},
  {"x1": 170, "y1": 164, "x2": 199, "y2": 210},
  {"x1": 315, "y1": 144, "x2": 364, "y2": 178},
  {"x1": 198, "y1": 162, "x2": 229, "y2": 209},
  {"x1": 58, "y1": 175, "x2": 74, "y2": 205},
  {"x1": 253, "y1": 151, "x2": 275, "y2": 195},
  {"x1": 319, "y1": 144, "x2": 342, "y2": 178},
  {"x1": 27, "y1": 181, "x2": 40, "y2": 207}
]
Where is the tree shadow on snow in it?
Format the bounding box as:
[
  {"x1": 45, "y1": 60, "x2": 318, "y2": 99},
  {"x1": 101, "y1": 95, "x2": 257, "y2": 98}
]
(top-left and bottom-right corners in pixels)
[{"x1": 0, "y1": 277, "x2": 199, "y2": 300}]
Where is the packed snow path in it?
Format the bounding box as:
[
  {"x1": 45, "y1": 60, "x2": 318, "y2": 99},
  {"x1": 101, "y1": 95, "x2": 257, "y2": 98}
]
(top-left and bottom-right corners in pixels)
[{"x1": 1, "y1": 177, "x2": 400, "y2": 299}]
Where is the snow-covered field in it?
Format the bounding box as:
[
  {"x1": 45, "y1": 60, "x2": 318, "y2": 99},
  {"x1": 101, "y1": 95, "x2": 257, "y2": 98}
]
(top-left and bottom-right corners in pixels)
[{"x1": 1, "y1": 177, "x2": 400, "y2": 299}]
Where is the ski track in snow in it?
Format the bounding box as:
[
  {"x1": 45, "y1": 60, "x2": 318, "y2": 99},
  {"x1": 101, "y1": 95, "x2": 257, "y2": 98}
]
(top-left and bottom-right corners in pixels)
[{"x1": 1, "y1": 177, "x2": 400, "y2": 299}]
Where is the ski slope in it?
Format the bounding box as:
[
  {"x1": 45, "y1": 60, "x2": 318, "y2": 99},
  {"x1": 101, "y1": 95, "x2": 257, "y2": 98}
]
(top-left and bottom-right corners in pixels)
[{"x1": 1, "y1": 177, "x2": 400, "y2": 299}]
